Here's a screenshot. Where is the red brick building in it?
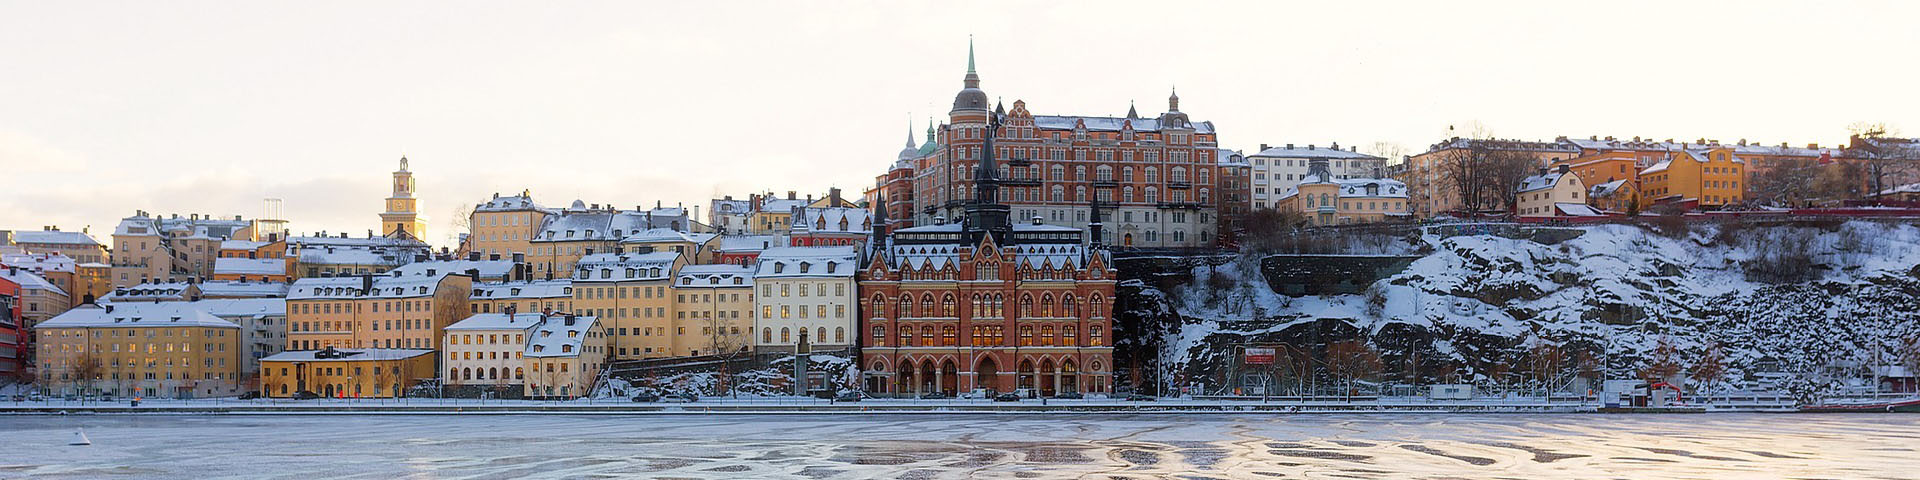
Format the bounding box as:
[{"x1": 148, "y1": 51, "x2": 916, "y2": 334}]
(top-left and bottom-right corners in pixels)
[
  {"x1": 859, "y1": 86, "x2": 1116, "y2": 398},
  {"x1": 884, "y1": 42, "x2": 1222, "y2": 249},
  {"x1": 0, "y1": 276, "x2": 21, "y2": 379}
]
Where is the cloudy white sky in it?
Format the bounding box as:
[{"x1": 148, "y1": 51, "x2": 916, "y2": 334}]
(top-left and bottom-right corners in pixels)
[{"x1": 3, "y1": 1, "x2": 1915, "y2": 247}]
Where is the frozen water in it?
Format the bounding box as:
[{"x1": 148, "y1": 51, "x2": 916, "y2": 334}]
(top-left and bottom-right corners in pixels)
[{"x1": 0, "y1": 413, "x2": 1912, "y2": 479}]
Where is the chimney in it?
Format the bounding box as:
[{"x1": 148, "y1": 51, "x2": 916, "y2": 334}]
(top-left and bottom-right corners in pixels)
[
  {"x1": 489, "y1": 253, "x2": 501, "y2": 261},
  {"x1": 787, "y1": 191, "x2": 796, "y2": 200},
  {"x1": 1308, "y1": 144, "x2": 1316, "y2": 150},
  {"x1": 360, "y1": 274, "x2": 373, "y2": 294},
  {"x1": 468, "y1": 251, "x2": 480, "y2": 261},
  {"x1": 1260, "y1": 143, "x2": 1269, "y2": 151},
  {"x1": 465, "y1": 268, "x2": 479, "y2": 279},
  {"x1": 564, "y1": 314, "x2": 576, "y2": 326},
  {"x1": 1556, "y1": 164, "x2": 1570, "y2": 174},
  {"x1": 1286, "y1": 143, "x2": 1294, "y2": 149}
]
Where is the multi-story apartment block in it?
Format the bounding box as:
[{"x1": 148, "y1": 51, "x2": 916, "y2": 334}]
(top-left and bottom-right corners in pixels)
[
  {"x1": 528, "y1": 202, "x2": 682, "y2": 280},
  {"x1": 789, "y1": 206, "x2": 871, "y2": 248},
  {"x1": 217, "y1": 238, "x2": 286, "y2": 259},
  {"x1": 1515, "y1": 165, "x2": 1596, "y2": 217},
  {"x1": 569, "y1": 251, "x2": 684, "y2": 359},
  {"x1": 523, "y1": 313, "x2": 607, "y2": 399},
  {"x1": 442, "y1": 312, "x2": 537, "y2": 396},
  {"x1": 212, "y1": 257, "x2": 289, "y2": 283},
  {"x1": 185, "y1": 298, "x2": 287, "y2": 389},
  {"x1": 1213, "y1": 149, "x2": 1251, "y2": 247},
  {"x1": 3, "y1": 252, "x2": 111, "y2": 307},
  {"x1": 1273, "y1": 158, "x2": 1412, "y2": 226},
  {"x1": 1246, "y1": 143, "x2": 1388, "y2": 210},
  {"x1": 469, "y1": 279, "x2": 572, "y2": 315},
  {"x1": 35, "y1": 302, "x2": 245, "y2": 398},
  {"x1": 2, "y1": 266, "x2": 69, "y2": 330},
  {"x1": 1404, "y1": 138, "x2": 1583, "y2": 217},
  {"x1": 714, "y1": 235, "x2": 784, "y2": 266},
  {"x1": 1, "y1": 228, "x2": 107, "y2": 264},
  {"x1": 468, "y1": 191, "x2": 554, "y2": 260},
  {"x1": 109, "y1": 212, "x2": 264, "y2": 287},
  {"x1": 0, "y1": 276, "x2": 21, "y2": 377},
  {"x1": 284, "y1": 269, "x2": 474, "y2": 351},
  {"x1": 886, "y1": 45, "x2": 1220, "y2": 248},
  {"x1": 708, "y1": 196, "x2": 752, "y2": 235},
  {"x1": 621, "y1": 229, "x2": 719, "y2": 265},
  {"x1": 260, "y1": 347, "x2": 436, "y2": 398},
  {"x1": 671, "y1": 264, "x2": 756, "y2": 357},
  {"x1": 753, "y1": 246, "x2": 858, "y2": 353},
  {"x1": 286, "y1": 233, "x2": 431, "y2": 278},
  {"x1": 1640, "y1": 147, "x2": 1748, "y2": 208}
]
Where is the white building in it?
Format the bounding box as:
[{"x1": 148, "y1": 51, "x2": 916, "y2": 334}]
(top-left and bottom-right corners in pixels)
[
  {"x1": 524, "y1": 313, "x2": 607, "y2": 399},
  {"x1": 1247, "y1": 143, "x2": 1388, "y2": 210},
  {"x1": 752, "y1": 246, "x2": 859, "y2": 353},
  {"x1": 185, "y1": 298, "x2": 287, "y2": 382},
  {"x1": 442, "y1": 312, "x2": 540, "y2": 395}
]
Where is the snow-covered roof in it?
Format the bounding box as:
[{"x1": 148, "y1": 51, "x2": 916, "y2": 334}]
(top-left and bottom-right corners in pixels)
[
  {"x1": 1590, "y1": 179, "x2": 1634, "y2": 199},
  {"x1": 1516, "y1": 172, "x2": 1572, "y2": 194},
  {"x1": 1564, "y1": 136, "x2": 1845, "y2": 158},
  {"x1": 755, "y1": 246, "x2": 858, "y2": 278},
  {"x1": 101, "y1": 283, "x2": 193, "y2": 302},
  {"x1": 1639, "y1": 156, "x2": 1674, "y2": 175},
  {"x1": 760, "y1": 197, "x2": 809, "y2": 213},
  {"x1": 573, "y1": 251, "x2": 680, "y2": 282},
  {"x1": 1249, "y1": 144, "x2": 1385, "y2": 160},
  {"x1": 1876, "y1": 182, "x2": 1920, "y2": 196},
  {"x1": 717, "y1": 235, "x2": 785, "y2": 252},
  {"x1": 9, "y1": 230, "x2": 102, "y2": 246},
  {"x1": 1423, "y1": 137, "x2": 1582, "y2": 155},
  {"x1": 471, "y1": 279, "x2": 572, "y2": 300},
  {"x1": 262, "y1": 348, "x2": 434, "y2": 362},
  {"x1": 214, "y1": 257, "x2": 286, "y2": 276},
  {"x1": 622, "y1": 228, "x2": 715, "y2": 245},
  {"x1": 883, "y1": 242, "x2": 1092, "y2": 271},
  {"x1": 791, "y1": 207, "x2": 871, "y2": 235},
  {"x1": 288, "y1": 273, "x2": 455, "y2": 300},
  {"x1": 447, "y1": 312, "x2": 548, "y2": 331},
  {"x1": 294, "y1": 247, "x2": 406, "y2": 266},
  {"x1": 677, "y1": 264, "x2": 754, "y2": 287},
  {"x1": 39, "y1": 303, "x2": 237, "y2": 329},
  {"x1": 1031, "y1": 115, "x2": 1217, "y2": 135},
  {"x1": 390, "y1": 260, "x2": 516, "y2": 279},
  {"x1": 2, "y1": 253, "x2": 76, "y2": 273},
  {"x1": 220, "y1": 240, "x2": 269, "y2": 251},
  {"x1": 195, "y1": 280, "x2": 289, "y2": 298},
  {"x1": 1554, "y1": 203, "x2": 1605, "y2": 217},
  {"x1": 288, "y1": 235, "x2": 428, "y2": 249},
  {"x1": 1276, "y1": 177, "x2": 1408, "y2": 201},
  {"x1": 0, "y1": 268, "x2": 66, "y2": 296},
  {"x1": 710, "y1": 198, "x2": 751, "y2": 215},
  {"x1": 526, "y1": 315, "x2": 599, "y2": 358},
  {"x1": 475, "y1": 194, "x2": 549, "y2": 212},
  {"x1": 1214, "y1": 148, "x2": 1248, "y2": 167},
  {"x1": 185, "y1": 298, "x2": 286, "y2": 318}
]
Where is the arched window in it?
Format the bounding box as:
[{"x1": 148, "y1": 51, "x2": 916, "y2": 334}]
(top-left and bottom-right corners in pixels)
[
  {"x1": 1051, "y1": 185, "x2": 1064, "y2": 202},
  {"x1": 872, "y1": 326, "x2": 885, "y2": 345},
  {"x1": 1145, "y1": 187, "x2": 1160, "y2": 203},
  {"x1": 1063, "y1": 294, "x2": 1078, "y2": 317},
  {"x1": 781, "y1": 327, "x2": 791, "y2": 343},
  {"x1": 834, "y1": 327, "x2": 844, "y2": 343},
  {"x1": 1041, "y1": 293, "x2": 1055, "y2": 317},
  {"x1": 1122, "y1": 167, "x2": 1135, "y2": 182},
  {"x1": 942, "y1": 326, "x2": 956, "y2": 346},
  {"x1": 899, "y1": 326, "x2": 912, "y2": 346},
  {"x1": 1090, "y1": 294, "x2": 1104, "y2": 317},
  {"x1": 1019, "y1": 326, "x2": 1034, "y2": 346},
  {"x1": 1020, "y1": 294, "x2": 1035, "y2": 317},
  {"x1": 920, "y1": 325, "x2": 934, "y2": 347},
  {"x1": 872, "y1": 294, "x2": 887, "y2": 318},
  {"x1": 1075, "y1": 186, "x2": 1087, "y2": 202},
  {"x1": 1145, "y1": 166, "x2": 1159, "y2": 183},
  {"x1": 1096, "y1": 165, "x2": 1113, "y2": 181},
  {"x1": 1042, "y1": 325, "x2": 1055, "y2": 346},
  {"x1": 1170, "y1": 166, "x2": 1187, "y2": 183},
  {"x1": 1123, "y1": 187, "x2": 1135, "y2": 203},
  {"x1": 817, "y1": 327, "x2": 826, "y2": 344},
  {"x1": 1090, "y1": 326, "x2": 1104, "y2": 346},
  {"x1": 1197, "y1": 168, "x2": 1210, "y2": 184},
  {"x1": 1063, "y1": 325, "x2": 1078, "y2": 346},
  {"x1": 898, "y1": 295, "x2": 912, "y2": 317},
  {"x1": 1050, "y1": 165, "x2": 1065, "y2": 181},
  {"x1": 942, "y1": 293, "x2": 956, "y2": 316},
  {"x1": 1199, "y1": 188, "x2": 1211, "y2": 203},
  {"x1": 920, "y1": 293, "x2": 934, "y2": 317},
  {"x1": 515, "y1": 367, "x2": 524, "y2": 380}
]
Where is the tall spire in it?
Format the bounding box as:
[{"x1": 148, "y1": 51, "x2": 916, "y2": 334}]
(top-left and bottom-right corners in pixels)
[
  {"x1": 905, "y1": 116, "x2": 916, "y2": 148},
  {"x1": 967, "y1": 35, "x2": 976, "y2": 75},
  {"x1": 1126, "y1": 100, "x2": 1138, "y2": 119}
]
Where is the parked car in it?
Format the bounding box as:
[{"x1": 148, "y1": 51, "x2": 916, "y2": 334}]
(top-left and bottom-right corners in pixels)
[
  {"x1": 631, "y1": 393, "x2": 660, "y2": 403},
  {"x1": 833, "y1": 392, "x2": 865, "y2": 402},
  {"x1": 291, "y1": 391, "x2": 320, "y2": 400},
  {"x1": 237, "y1": 392, "x2": 261, "y2": 400},
  {"x1": 993, "y1": 393, "x2": 1021, "y2": 402},
  {"x1": 919, "y1": 392, "x2": 950, "y2": 400},
  {"x1": 1053, "y1": 392, "x2": 1084, "y2": 400},
  {"x1": 961, "y1": 388, "x2": 993, "y2": 399}
]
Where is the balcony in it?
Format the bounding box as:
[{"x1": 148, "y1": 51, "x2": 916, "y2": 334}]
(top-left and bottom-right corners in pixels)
[
  {"x1": 1001, "y1": 177, "x2": 1041, "y2": 186},
  {"x1": 1006, "y1": 157, "x2": 1032, "y2": 167},
  {"x1": 1092, "y1": 179, "x2": 1117, "y2": 188},
  {"x1": 1166, "y1": 181, "x2": 1192, "y2": 189},
  {"x1": 1156, "y1": 201, "x2": 1205, "y2": 210}
]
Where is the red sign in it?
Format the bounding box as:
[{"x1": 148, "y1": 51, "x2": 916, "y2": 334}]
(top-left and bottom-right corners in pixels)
[{"x1": 1244, "y1": 347, "x2": 1276, "y2": 365}]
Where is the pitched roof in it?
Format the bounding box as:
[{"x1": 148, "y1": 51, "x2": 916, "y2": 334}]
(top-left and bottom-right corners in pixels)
[
  {"x1": 0, "y1": 268, "x2": 66, "y2": 296},
  {"x1": 1516, "y1": 172, "x2": 1571, "y2": 194},
  {"x1": 677, "y1": 264, "x2": 755, "y2": 287},
  {"x1": 1031, "y1": 115, "x2": 1217, "y2": 135},
  {"x1": 447, "y1": 312, "x2": 549, "y2": 331},
  {"x1": 10, "y1": 230, "x2": 102, "y2": 246},
  {"x1": 40, "y1": 303, "x2": 237, "y2": 329},
  {"x1": 262, "y1": 348, "x2": 435, "y2": 362},
  {"x1": 470, "y1": 279, "x2": 573, "y2": 300},
  {"x1": 755, "y1": 246, "x2": 859, "y2": 278},
  {"x1": 214, "y1": 257, "x2": 286, "y2": 276},
  {"x1": 526, "y1": 315, "x2": 599, "y2": 358},
  {"x1": 1249, "y1": 145, "x2": 1385, "y2": 160}
]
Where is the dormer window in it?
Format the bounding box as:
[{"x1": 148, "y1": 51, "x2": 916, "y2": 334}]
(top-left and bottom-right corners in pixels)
[
  {"x1": 827, "y1": 263, "x2": 837, "y2": 274},
  {"x1": 774, "y1": 263, "x2": 785, "y2": 274},
  {"x1": 732, "y1": 277, "x2": 743, "y2": 285},
  {"x1": 799, "y1": 262, "x2": 811, "y2": 274}
]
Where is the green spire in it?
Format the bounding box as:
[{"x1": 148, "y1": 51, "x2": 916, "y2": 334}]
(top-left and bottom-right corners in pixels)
[{"x1": 967, "y1": 35, "x2": 976, "y2": 74}]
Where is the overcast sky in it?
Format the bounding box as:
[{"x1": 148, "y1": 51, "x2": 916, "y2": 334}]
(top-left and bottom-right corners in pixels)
[{"x1": 3, "y1": 1, "x2": 1915, "y2": 248}]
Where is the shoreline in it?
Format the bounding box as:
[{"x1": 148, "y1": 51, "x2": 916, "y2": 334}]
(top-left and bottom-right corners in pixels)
[{"x1": 0, "y1": 402, "x2": 1794, "y2": 415}]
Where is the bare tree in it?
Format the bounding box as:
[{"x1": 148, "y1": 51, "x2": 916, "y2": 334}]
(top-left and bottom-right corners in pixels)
[
  {"x1": 1487, "y1": 149, "x2": 1544, "y2": 215},
  {"x1": 69, "y1": 352, "x2": 103, "y2": 398},
  {"x1": 1846, "y1": 125, "x2": 1917, "y2": 200},
  {"x1": 1640, "y1": 336, "x2": 1683, "y2": 385},
  {"x1": 1527, "y1": 343, "x2": 1566, "y2": 396},
  {"x1": 1325, "y1": 340, "x2": 1383, "y2": 400},
  {"x1": 1747, "y1": 156, "x2": 1821, "y2": 207},
  {"x1": 1239, "y1": 208, "x2": 1311, "y2": 254},
  {"x1": 448, "y1": 203, "x2": 476, "y2": 248},
  {"x1": 705, "y1": 313, "x2": 749, "y2": 397},
  {"x1": 1443, "y1": 143, "x2": 1494, "y2": 216},
  {"x1": 1690, "y1": 343, "x2": 1726, "y2": 401}
]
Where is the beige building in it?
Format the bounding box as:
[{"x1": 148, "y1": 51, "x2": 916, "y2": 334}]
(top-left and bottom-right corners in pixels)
[
  {"x1": 753, "y1": 246, "x2": 859, "y2": 353},
  {"x1": 1515, "y1": 165, "x2": 1597, "y2": 217},
  {"x1": 1273, "y1": 158, "x2": 1412, "y2": 226},
  {"x1": 523, "y1": 313, "x2": 607, "y2": 399},
  {"x1": 260, "y1": 347, "x2": 436, "y2": 398},
  {"x1": 621, "y1": 228, "x2": 720, "y2": 264},
  {"x1": 109, "y1": 212, "x2": 261, "y2": 287},
  {"x1": 671, "y1": 264, "x2": 756, "y2": 357},
  {"x1": 284, "y1": 270, "x2": 474, "y2": 351},
  {"x1": 469, "y1": 279, "x2": 573, "y2": 316},
  {"x1": 442, "y1": 312, "x2": 538, "y2": 396},
  {"x1": 468, "y1": 191, "x2": 554, "y2": 261},
  {"x1": 528, "y1": 203, "x2": 677, "y2": 280},
  {"x1": 570, "y1": 251, "x2": 684, "y2": 359},
  {"x1": 35, "y1": 303, "x2": 245, "y2": 398},
  {"x1": 1404, "y1": 138, "x2": 1583, "y2": 218},
  {"x1": 286, "y1": 234, "x2": 430, "y2": 279},
  {"x1": 3, "y1": 228, "x2": 107, "y2": 264},
  {"x1": 3, "y1": 253, "x2": 110, "y2": 307},
  {"x1": 2, "y1": 267, "x2": 70, "y2": 329},
  {"x1": 1245, "y1": 143, "x2": 1388, "y2": 210}
]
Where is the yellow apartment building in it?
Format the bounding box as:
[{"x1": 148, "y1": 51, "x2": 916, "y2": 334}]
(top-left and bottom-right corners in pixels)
[
  {"x1": 468, "y1": 191, "x2": 553, "y2": 261},
  {"x1": 671, "y1": 264, "x2": 756, "y2": 357},
  {"x1": 284, "y1": 271, "x2": 474, "y2": 351},
  {"x1": 260, "y1": 347, "x2": 436, "y2": 398},
  {"x1": 569, "y1": 251, "x2": 684, "y2": 359},
  {"x1": 469, "y1": 279, "x2": 573, "y2": 315},
  {"x1": 1639, "y1": 147, "x2": 1747, "y2": 208},
  {"x1": 34, "y1": 303, "x2": 245, "y2": 398}
]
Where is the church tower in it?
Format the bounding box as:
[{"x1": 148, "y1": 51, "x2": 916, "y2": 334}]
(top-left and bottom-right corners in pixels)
[{"x1": 380, "y1": 155, "x2": 428, "y2": 240}]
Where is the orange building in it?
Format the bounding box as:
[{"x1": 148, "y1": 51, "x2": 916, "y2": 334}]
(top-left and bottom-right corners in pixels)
[
  {"x1": 1639, "y1": 148, "x2": 1747, "y2": 208},
  {"x1": 284, "y1": 270, "x2": 474, "y2": 351}
]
